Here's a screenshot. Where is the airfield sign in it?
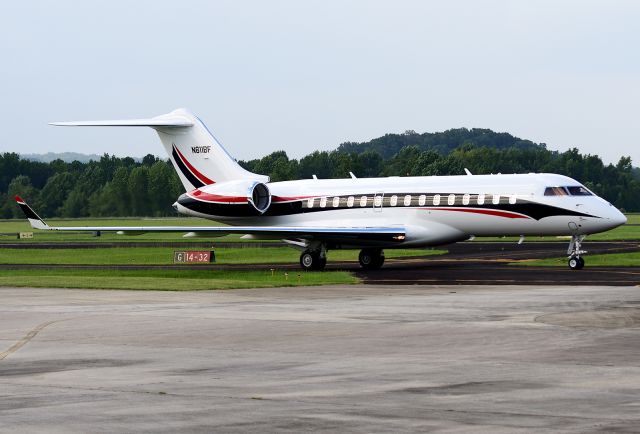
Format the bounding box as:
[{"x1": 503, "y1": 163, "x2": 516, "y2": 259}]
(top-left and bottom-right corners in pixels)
[{"x1": 173, "y1": 251, "x2": 215, "y2": 263}]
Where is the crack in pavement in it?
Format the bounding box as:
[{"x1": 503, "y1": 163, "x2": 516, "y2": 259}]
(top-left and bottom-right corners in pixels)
[{"x1": 0, "y1": 318, "x2": 76, "y2": 361}]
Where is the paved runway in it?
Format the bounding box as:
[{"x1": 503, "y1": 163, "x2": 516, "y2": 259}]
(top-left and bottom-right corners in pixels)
[{"x1": 1, "y1": 285, "x2": 639, "y2": 433}]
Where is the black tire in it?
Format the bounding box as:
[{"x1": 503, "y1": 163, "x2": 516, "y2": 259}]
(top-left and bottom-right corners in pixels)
[
  {"x1": 568, "y1": 256, "x2": 582, "y2": 270},
  {"x1": 300, "y1": 251, "x2": 326, "y2": 271},
  {"x1": 300, "y1": 251, "x2": 315, "y2": 271},
  {"x1": 359, "y1": 249, "x2": 384, "y2": 270},
  {"x1": 577, "y1": 257, "x2": 585, "y2": 269}
]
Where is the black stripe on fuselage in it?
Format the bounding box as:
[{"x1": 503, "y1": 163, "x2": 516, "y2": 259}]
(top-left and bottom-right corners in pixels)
[
  {"x1": 179, "y1": 196, "x2": 265, "y2": 217},
  {"x1": 181, "y1": 192, "x2": 598, "y2": 220},
  {"x1": 172, "y1": 145, "x2": 204, "y2": 188}
]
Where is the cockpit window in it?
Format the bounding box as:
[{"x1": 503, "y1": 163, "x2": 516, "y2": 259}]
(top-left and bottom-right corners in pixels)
[
  {"x1": 566, "y1": 186, "x2": 593, "y2": 196},
  {"x1": 544, "y1": 186, "x2": 593, "y2": 196},
  {"x1": 544, "y1": 187, "x2": 568, "y2": 196}
]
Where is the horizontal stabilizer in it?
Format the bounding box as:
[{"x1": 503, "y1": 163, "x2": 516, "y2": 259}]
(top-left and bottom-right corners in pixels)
[
  {"x1": 50, "y1": 118, "x2": 193, "y2": 128},
  {"x1": 48, "y1": 108, "x2": 266, "y2": 190},
  {"x1": 50, "y1": 110, "x2": 194, "y2": 128}
]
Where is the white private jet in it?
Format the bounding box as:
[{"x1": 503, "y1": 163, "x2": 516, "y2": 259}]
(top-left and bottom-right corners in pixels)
[{"x1": 16, "y1": 109, "x2": 627, "y2": 270}]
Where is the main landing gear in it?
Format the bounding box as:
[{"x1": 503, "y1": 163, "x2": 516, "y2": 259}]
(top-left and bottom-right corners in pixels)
[
  {"x1": 567, "y1": 234, "x2": 586, "y2": 270},
  {"x1": 300, "y1": 249, "x2": 327, "y2": 271},
  {"x1": 298, "y1": 247, "x2": 385, "y2": 271},
  {"x1": 358, "y1": 248, "x2": 385, "y2": 270}
]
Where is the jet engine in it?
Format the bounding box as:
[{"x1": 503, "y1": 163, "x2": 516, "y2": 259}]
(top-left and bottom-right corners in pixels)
[{"x1": 176, "y1": 179, "x2": 272, "y2": 217}]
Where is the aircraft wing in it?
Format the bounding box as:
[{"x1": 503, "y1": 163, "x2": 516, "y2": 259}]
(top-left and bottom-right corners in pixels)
[{"x1": 15, "y1": 196, "x2": 406, "y2": 243}]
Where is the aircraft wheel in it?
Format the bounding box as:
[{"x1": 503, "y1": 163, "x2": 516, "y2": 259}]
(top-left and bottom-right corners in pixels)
[
  {"x1": 300, "y1": 251, "x2": 326, "y2": 271},
  {"x1": 359, "y1": 249, "x2": 384, "y2": 270},
  {"x1": 568, "y1": 256, "x2": 584, "y2": 270}
]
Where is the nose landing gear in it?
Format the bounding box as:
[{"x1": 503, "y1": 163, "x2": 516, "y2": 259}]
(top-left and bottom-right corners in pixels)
[
  {"x1": 568, "y1": 256, "x2": 585, "y2": 270},
  {"x1": 567, "y1": 234, "x2": 586, "y2": 270}
]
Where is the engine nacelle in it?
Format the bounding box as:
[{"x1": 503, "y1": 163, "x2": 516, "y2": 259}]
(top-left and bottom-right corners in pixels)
[
  {"x1": 248, "y1": 182, "x2": 271, "y2": 214},
  {"x1": 177, "y1": 179, "x2": 272, "y2": 217}
]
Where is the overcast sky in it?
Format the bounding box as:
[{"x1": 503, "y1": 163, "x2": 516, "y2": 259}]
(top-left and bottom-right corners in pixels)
[{"x1": 1, "y1": 0, "x2": 638, "y2": 165}]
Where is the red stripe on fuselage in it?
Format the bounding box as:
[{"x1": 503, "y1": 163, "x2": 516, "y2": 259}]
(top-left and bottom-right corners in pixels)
[
  {"x1": 173, "y1": 146, "x2": 215, "y2": 185},
  {"x1": 423, "y1": 207, "x2": 531, "y2": 219},
  {"x1": 189, "y1": 190, "x2": 247, "y2": 203},
  {"x1": 189, "y1": 192, "x2": 314, "y2": 204}
]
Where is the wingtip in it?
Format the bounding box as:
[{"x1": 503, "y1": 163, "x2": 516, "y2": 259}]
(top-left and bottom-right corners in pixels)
[{"x1": 14, "y1": 197, "x2": 49, "y2": 229}]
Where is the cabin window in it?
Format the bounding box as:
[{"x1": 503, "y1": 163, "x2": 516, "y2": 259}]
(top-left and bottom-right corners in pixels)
[
  {"x1": 347, "y1": 196, "x2": 354, "y2": 207},
  {"x1": 332, "y1": 197, "x2": 340, "y2": 207},
  {"x1": 433, "y1": 194, "x2": 441, "y2": 206},
  {"x1": 477, "y1": 193, "x2": 485, "y2": 205},
  {"x1": 492, "y1": 194, "x2": 500, "y2": 205},
  {"x1": 544, "y1": 187, "x2": 568, "y2": 196},
  {"x1": 374, "y1": 196, "x2": 383, "y2": 207},
  {"x1": 404, "y1": 195, "x2": 412, "y2": 206},
  {"x1": 390, "y1": 195, "x2": 398, "y2": 206},
  {"x1": 307, "y1": 198, "x2": 315, "y2": 208},
  {"x1": 448, "y1": 194, "x2": 455, "y2": 205},
  {"x1": 320, "y1": 197, "x2": 327, "y2": 208},
  {"x1": 360, "y1": 196, "x2": 368, "y2": 207},
  {"x1": 509, "y1": 195, "x2": 517, "y2": 204},
  {"x1": 566, "y1": 186, "x2": 593, "y2": 196},
  {"x1": 462, "y1": 193, "x2": 470, "y2": 205},
  {"x1": 419, "y1": 195, "x2": 426, "y2": 206}
]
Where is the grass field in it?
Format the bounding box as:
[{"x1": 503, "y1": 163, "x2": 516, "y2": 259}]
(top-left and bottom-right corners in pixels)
[
  {"x1": 515, "y1": 251, "x2": 640, "y2": 267},
  {"x1": 0, "y1": 247, "x2": 446, "y2": 265},
  {"x1": 623, "y1": 213, "x2": 640, "y2": 224},
  {"x1": 0, "y1": 269, "x2": 358, "y2": 290},
  {"x1": 0, "y1": 246, "x2": 442, "y2": 290},
  {"x1": 1, "y1": 214, "x2": 636, "y2": 290}
]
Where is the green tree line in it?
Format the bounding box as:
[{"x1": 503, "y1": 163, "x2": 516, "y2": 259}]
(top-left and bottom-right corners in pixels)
[
  {"x1": 1, "y1": 129, "x2": 639, "y2": 218},
  {"x1": 0, "y1": 153, "x2": 183, "y2": 219},
  {"x1": 336, "y1": 127, "x2": 541, "y2": 159}
]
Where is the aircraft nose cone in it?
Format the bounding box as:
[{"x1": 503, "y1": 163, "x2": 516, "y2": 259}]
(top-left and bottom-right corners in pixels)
[
  {"x1": 612, "y1": 208, "x2": 627, "y2": 227},
  {"x1": 605, "y1": 205, "x2": 627, "y2": 229}
]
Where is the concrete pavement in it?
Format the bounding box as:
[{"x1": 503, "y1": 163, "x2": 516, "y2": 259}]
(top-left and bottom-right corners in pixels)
[{"x1": 1, "y1": 285, "x2": 639, "y2": 433}]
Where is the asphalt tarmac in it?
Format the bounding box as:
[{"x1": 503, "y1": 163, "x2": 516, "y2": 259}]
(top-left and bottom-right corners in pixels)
[
  {"x1": 355, "y1": 241, "x2": 640, "y2": 286},
  {"x1": 1, "y1": 285, "x2": 639, "y2": 433}
]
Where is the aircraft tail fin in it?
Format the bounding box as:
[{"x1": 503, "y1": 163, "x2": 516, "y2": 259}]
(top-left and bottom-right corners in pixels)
[{"x1": 51, "y1": 108, "x2": 268, "y2": 191}]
